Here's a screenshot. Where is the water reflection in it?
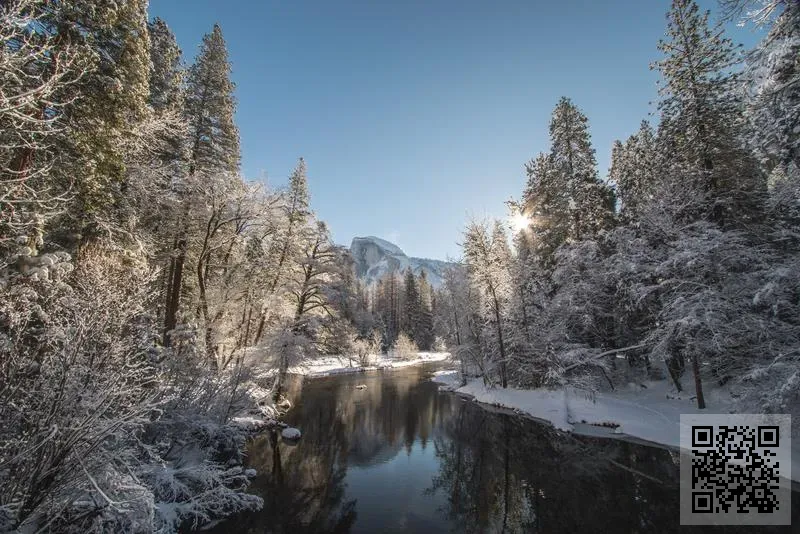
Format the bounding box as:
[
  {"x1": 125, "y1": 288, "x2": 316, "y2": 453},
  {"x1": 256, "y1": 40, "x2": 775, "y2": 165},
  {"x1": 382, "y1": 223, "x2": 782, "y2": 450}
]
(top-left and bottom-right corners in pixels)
[
  {"x1": 217, "y1": 367, "x2": 798, "y2": 533},
  {"x1": 428, "y1": 404, "x2": 683, "y2": 533}
]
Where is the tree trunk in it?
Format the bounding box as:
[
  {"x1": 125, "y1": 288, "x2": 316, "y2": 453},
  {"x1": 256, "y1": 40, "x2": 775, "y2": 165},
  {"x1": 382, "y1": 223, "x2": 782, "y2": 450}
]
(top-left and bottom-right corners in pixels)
[
  {"x1": 518, "y1": 285, "x2": 532, "y2": 342},
  {"x1": 163, "y1": 236, "x2": 186, "y2": 346},
  {"x1": 452, "y1": 307, "x2": 462, "y2": 346},
  {"x1": 272, "y1": 350, "x2": 289, "y2": 404},
  {"x1": 197, "y1": 255, "x2": 216, "y2": 371},
  {"x1": 160, "y1": 242, "x2": 175, "y2": 327},
  {"x1": 691, "y1": 351, "x2": 706, "y2": 409},
  {"x1": 254, "y1": 311, "x2": 267, "y2": 345},
  {"x1": 245, "y1": 305, "x2": 254, "y2": 345},
  {"x1": 490, "y1": 286, "x2": 508, "y2": 388}
]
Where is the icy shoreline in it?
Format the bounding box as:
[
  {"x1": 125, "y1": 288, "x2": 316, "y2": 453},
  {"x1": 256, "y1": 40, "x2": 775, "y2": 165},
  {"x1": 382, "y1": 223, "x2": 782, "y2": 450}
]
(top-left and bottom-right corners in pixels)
[
  {"x1": 432, "y1": 370, "x2": 800, "y2": 483},
  {"x1": 287, "y1": 352, "x2": 451, "y2": 377}
]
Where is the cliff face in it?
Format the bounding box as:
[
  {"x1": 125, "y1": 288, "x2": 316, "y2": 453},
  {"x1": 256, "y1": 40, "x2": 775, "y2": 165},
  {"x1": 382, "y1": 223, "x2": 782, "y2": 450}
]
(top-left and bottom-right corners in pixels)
[{"x1": 349, "y1": 236, "x2": 453, "y2": 287}]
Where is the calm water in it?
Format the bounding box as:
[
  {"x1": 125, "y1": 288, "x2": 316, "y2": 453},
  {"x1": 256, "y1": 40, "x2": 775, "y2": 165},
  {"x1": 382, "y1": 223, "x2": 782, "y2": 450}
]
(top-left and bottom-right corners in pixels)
[{"x1": 217, "y1": 365, "x2": 799, "y2": 534}]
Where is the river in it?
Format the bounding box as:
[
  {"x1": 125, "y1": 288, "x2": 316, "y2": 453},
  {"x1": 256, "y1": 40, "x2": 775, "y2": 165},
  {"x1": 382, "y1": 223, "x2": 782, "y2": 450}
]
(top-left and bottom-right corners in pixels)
[{"x1": 214, "y1": 364, "x2": 799, "y2": 533}]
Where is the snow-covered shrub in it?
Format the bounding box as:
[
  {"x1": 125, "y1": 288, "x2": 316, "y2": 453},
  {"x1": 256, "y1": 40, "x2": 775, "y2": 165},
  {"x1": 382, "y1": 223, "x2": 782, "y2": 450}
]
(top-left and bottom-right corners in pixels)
[
  {"x1": 433, "y1": 336, "x2": 448, "y2": 352},
  {"x1": 390, "y1": 332, "x2": 418, "y2": 360},
  {"x1": 141, "y1": 463, "x2": 262, "y2": 533},
  {"x1": 0, "y1": 243, "x2": 160, "y2": 531},
  {"x1": 352, "y1": 336, "x2": 377, "y2": 366},
  {"x1": 0, "y1": 241, "x2": 265, "y2": 532}
]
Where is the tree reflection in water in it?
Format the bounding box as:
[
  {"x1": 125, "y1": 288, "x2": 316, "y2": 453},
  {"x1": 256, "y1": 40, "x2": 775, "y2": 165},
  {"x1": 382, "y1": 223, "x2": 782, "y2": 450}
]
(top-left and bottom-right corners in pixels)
[
  {"x1": 214, "y1": 367, "x2": 799, "y2": 534},
  {"x1": 427, "y1": 396, "x2": 799, "y2": 534},
  {"x1": 427, "y1": 402, "x2": 682, "y2": 533}
]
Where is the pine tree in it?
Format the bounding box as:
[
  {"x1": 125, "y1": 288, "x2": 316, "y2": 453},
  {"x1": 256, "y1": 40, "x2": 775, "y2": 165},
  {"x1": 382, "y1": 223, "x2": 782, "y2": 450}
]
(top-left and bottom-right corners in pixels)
[
  {"x1": 548, "y1": 97, "x2": 615, "y2": 240},
  {"x1": 148, "y1": 17, "x2": 184, "y2": 112},
  {"x1": 373, "y1": 270, "x2": 401, "y2": 350},
  {"x1": 608, "y1": 140, "x2": 627, "y2": 202},
  {"x1": 165, "y1": 22, "x2": 242, "y2": 345},
  {"x1": 143, "y1": 17, "x2": 187, "y2": 199},
  {"x1": 42, "y1": 0, "x2": 152, "y2": 240},
  {"x1": 653, "y1": 0, "x2": 763, "y2": 223},
  {"x1": 521, "y1": 152, "x2": 569, "y2": 266},
  {"x1": 611, "y1": 121, "x2": 658, "y2": 221},
  {"x1": 185, "y1": 23, "x2": 240, "y2": 177},
  {"x1": 416, "y1": 270, "x2": 435, "y2": 351},
  {"x1": 402, "y1": 267, "x2": 420, "y2": 341},
  {"x1": 0, "y1": 0, "x2": 83, "y2": 255},
  {"x1": 743, "y1": 0, "x2": 800, "y2": 176}
]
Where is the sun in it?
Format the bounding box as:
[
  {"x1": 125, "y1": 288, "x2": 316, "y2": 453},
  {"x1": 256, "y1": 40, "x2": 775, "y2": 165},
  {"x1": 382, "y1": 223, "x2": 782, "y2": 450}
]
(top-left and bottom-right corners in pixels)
[{"x1": 510, "y1": 212, "x2": 531, "y2": 233}]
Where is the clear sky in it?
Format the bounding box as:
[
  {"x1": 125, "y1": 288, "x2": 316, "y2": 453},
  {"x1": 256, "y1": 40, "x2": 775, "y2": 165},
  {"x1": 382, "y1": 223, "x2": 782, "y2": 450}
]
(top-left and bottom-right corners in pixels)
[{"x1": 149, "y1": 0, "x2": 762, "y2": 261}]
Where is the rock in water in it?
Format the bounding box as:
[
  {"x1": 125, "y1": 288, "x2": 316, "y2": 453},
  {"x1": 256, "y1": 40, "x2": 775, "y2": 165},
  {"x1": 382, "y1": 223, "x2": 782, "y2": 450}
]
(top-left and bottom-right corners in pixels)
[
  {"x1": 356, "y1": 384, "x2": 367, "y2": 390},
  {"x1": 281, "y1": 427, "x2": 301, "y2": 440}
]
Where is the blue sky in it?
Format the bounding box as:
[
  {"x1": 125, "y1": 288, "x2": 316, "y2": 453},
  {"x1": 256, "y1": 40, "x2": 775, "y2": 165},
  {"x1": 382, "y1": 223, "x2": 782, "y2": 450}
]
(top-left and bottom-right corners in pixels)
[{"x1": 149, "y1": 0, "x2": 762, "y2": 260}]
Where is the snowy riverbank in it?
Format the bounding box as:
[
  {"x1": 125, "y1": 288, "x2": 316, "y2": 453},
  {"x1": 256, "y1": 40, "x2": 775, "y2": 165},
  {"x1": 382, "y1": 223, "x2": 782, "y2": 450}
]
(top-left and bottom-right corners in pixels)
[
  {"x1": 287, "y1": 352, "x2": 451, "y2": 377},
  {"x1": 432, "y1": 370, "x2": 800, "y2": 483}
]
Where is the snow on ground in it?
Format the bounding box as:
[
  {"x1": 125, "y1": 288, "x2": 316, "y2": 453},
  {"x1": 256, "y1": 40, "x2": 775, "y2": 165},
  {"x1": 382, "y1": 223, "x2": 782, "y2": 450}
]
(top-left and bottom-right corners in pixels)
[
  {"x1": 433, "y1": 374, "x2": 800, "y2": 482},
  {"x1": 431, "y1": 369, "x2": 461, "y2": 389},
  {"x1": 456, "y1": 379, "x2": 572, "y2": 431},
  {"x1": 288, "y1": 352, "x2": 451, "y2": 377}
]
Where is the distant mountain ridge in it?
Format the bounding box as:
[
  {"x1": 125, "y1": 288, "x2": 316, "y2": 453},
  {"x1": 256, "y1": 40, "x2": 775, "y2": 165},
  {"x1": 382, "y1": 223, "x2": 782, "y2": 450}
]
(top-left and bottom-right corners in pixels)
[{"x1": 349, "y1": 236, "x2": 454, "y2": 288}]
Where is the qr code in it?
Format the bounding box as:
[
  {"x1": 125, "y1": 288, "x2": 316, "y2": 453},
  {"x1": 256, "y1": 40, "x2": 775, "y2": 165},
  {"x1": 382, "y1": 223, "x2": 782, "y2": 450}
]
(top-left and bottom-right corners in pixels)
[{"x1": 680, "y1": 414, "x2": 792, "y2": 525}]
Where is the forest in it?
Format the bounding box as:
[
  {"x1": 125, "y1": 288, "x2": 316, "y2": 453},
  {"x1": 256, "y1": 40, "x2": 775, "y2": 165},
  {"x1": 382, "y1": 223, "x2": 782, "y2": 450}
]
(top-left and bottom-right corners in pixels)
[
  {"x1": 438, "y1": 0, "x2": 800, "y2": 418},
  {"x1": 1, "y1": 0, "x2": 799, "y2": 532}
]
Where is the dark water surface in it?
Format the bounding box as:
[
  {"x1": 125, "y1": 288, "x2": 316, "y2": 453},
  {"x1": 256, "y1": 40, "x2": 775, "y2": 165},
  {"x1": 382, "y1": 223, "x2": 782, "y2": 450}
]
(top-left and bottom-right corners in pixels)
[{"x1": 216, "y1": 365, "x2": 799, "y2": 533}]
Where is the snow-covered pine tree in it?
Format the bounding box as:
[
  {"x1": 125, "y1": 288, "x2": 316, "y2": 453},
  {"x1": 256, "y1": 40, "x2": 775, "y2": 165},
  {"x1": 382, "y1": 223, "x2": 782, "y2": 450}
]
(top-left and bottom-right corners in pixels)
[
  {"x1": 60, "y1": 0, "x2": 151, "y2": 227},
  {"x1": 608, "y1": 140, "x2": 626, "y2": 199},
  {"x1": 148, "y1": 18, "x2": 184, "y2": 112},
  {"x1": 742, "y1": 0, "x2": 800, "y2": 177},
  {"x1": 548, "y1": 97, "x2": 615, "y2": 240},
  {"x1": 521, "y1": 152, "x2": 569, "y2": 266},
  {"x1": 270, "y1": 158, "x2": 311, "y2": 289},
  {"x1": 14, "y1": 0, "x2": 151, "y2": 247},
  {"x1": 402, "y1": 267, "x2": 420, "y2": 341},
  {"x1": 374, "y1": 269, "x2": 402, "y2": 350},
  {"x1": 145, "y1": 18, "x2": 187, "y2": 180},
  {"x1": 185, "y1": 23, "x2": 241, "y2": 177},
  {"x1": 611, "y1": 121, "x2": 658, "y2": 222},
  {"x1": 416, "y1": 270, "x2": 435, "y2": 351},
  {"x1": 653, "y1": 0, "x2": 763, "y2": 224},
  {"x1": 165, "y1": 22, "x2": 242, "y2": 345},
  {"x1": 0, "y1": 0, "x2": 84, "y2": 259}
]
